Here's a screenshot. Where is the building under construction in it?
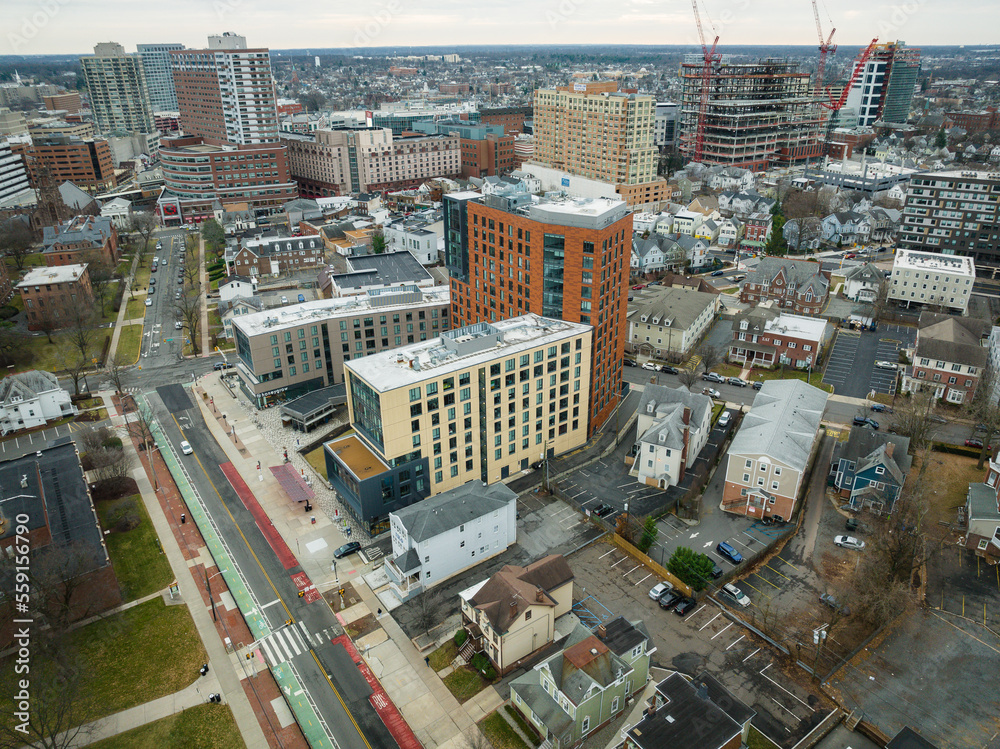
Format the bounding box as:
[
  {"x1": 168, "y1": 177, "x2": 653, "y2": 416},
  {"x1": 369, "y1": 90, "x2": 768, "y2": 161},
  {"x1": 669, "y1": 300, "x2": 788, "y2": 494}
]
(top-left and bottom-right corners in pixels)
[{"x1": 679, "y1": 56, "x2": 825, "y2": 172}]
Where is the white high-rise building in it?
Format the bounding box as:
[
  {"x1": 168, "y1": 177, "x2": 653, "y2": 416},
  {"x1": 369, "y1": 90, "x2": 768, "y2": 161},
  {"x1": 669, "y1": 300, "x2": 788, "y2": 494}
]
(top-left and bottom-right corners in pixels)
[
  {"x1": 80, "y1": 42, "x2": 155, "y2": 134},
  {"x1": 137, "y1": 43, "x2": 184, "y2": 112},
  {"x1": 0, "y1": 140, "x2": 32, "y2": 208}
]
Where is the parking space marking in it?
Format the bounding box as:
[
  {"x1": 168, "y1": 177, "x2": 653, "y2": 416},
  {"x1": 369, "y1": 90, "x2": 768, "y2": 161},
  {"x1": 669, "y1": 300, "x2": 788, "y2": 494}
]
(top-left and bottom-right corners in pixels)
[
  {"x1": 599, "y1": 548, "x2": 616, "y2": 559},
  {"x1": 726, "y1": 635, "x2": 745, "y2": 650},
  {"x1": 770, "y1": 697, "x2": 799, "y2": 720},
  {"x1": 622, "y1": 565, "x2": 641, "y2": 577},
  {"x1": 610, "y1": 556, "x2": 628, "y2": 568},
  {"x1": 776, "y1": 556, "x2": 798, "y2": 570},
  {"x1": 710, "y1": 623, "x2": 733, "y2": 639},
  {"x1": 742, "y1": 647, "x2": 761, "y2": 662},
  {"x1": 699, "y1": 613, "x2": 721, "y2": 631},
  {"x1": 731, "y1": 537, "x2": 755, "y2": 550},
  {"x1": 616, "y1": 482, "x2": 632, "y2": 489},
  {"x1": 760, "y1": 664, "x2": 812, "y2": 709},
  {"x1": 742, "y1": 532, "x2": 765, "y2": 545},
  {"x1": 633, "y1": 573, "x2": 652, "y2": 587},
  {"x1": 765, "y1": 563, "x2": 790, "y2": 581},
  {"x1": 689, "y1": 604, "x2": 708, "y2": 619},
  {"x1": 579, "y1": 497, "x2": 597, "y2": 506}
]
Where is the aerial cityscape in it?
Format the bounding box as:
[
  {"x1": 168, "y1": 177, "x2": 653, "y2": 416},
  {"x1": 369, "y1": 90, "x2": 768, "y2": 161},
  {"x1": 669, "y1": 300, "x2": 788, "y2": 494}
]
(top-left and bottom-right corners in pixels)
[{"x1": 1, "y1": 3, "x2": 1000, "y2": 749}]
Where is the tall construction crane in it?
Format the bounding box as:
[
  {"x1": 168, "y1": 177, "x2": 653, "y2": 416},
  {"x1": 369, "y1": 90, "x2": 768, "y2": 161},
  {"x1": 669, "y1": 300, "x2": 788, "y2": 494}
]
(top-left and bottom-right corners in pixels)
[
  {"x1": 822, "y1": 37, "x2": 879, "y2": 112},
  {"x1": 691, "y1": 0, "x2": 721, "y2": 164},
  {"x1": 811, "y1": 0, "x2": 837, "y2": 102}
]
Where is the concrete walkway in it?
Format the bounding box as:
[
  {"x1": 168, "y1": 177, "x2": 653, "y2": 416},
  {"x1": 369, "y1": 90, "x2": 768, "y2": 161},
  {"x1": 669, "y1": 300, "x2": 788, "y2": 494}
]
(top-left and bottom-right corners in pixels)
[{"x1": 107, "y1": 240, "x2": 144, "y2": 361}]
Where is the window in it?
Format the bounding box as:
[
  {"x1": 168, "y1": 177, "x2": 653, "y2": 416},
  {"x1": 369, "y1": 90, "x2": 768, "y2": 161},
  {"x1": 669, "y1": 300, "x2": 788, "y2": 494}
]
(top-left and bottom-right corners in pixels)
[{"x1": 524, "y1": 610, "x2": 531, "y2": 621}]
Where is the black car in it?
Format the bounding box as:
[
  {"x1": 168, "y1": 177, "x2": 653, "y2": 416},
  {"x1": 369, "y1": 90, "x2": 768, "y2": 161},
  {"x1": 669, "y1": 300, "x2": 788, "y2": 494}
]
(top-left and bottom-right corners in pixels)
[
  {"x1": 623, "y1": 359, "x2": 637, "y2": 367},
  {"x1": 674, "y1": 597, "x2": 697, "y2": 616},
  {"x1": 530, "y1": 460, "x2": 544, "y2": 469},
  {"x1": 333, "y1": 541, "x2": 361, "y2": 559},
  {"x1": 710, "y1": 562, "x2": 724, "y2": 579},
  {"x1": 658, "y1": 590, "x2": 683, "y2": 609},
  {"x1": 661, "y1": 366, "x2": 679, "y2": 375},
  {"x1": 594, "y1": 503, "x2": 615, "y2": 517},
  {"x1": 870, "y1": 403, "x2": 893, "y2": 413},
  {"x1": 752, "y1": 381, "x2": 763, "y2": 390},
  {"x1": 213, "y1": 361, "x2": 232, "y2": 371}
]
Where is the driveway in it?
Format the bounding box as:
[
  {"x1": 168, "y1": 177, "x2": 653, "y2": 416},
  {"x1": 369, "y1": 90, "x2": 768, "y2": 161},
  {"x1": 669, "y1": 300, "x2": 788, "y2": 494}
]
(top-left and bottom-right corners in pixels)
[{"x1": 822, "y1": 324, "x2": 915, "y2": 398}]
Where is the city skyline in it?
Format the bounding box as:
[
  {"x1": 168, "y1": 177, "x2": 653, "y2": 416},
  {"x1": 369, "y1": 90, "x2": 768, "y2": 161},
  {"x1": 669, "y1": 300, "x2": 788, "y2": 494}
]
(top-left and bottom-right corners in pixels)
[{"x1": 3, "y1": 0, "x2": 997, "y2": 56}]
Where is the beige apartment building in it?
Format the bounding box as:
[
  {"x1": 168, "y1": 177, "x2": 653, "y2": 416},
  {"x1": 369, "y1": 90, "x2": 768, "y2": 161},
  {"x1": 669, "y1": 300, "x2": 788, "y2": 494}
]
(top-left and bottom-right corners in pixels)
[
  {"x1": 325, "y1": 315, "x2": 591, "y2": 532},
  {"x1": 532, "y1": 82, "x2": 657, "y2": 186},
  {"x1": 231, "y1": 285, "x2": 451, "y2": 408}
]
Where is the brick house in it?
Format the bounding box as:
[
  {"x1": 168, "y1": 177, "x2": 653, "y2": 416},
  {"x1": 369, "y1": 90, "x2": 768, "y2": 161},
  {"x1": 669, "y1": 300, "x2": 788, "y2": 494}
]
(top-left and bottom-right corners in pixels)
[
  {"x1": 17, "y1": 264, "x2": 94, "y2": 331},
  {"x1": 901, "y1": 312, "x2": 989, "y2": 405},
  {"x1": 230, "y1": 235, "x2": 325, "y2": 277},
  {"x1": 42, "y1": 215, "x2": 119, "y2": 268},
  {"x1": 728, "y1": 302, "x2": 829, "y2": 369},
  {"x1": 740, "y1": 211, "x2": 772, "y2": 251},
  {"x1": 739, "y1": 257, "x2": 830, "y2": 316}
]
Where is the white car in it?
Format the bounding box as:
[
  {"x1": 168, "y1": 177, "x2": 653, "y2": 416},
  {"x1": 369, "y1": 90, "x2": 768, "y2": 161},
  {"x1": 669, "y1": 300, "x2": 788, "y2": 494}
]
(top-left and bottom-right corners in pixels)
[
  {"x1": 834, "y1": 535, "x2": 865, "y2": 550},
  {"x1": 723, "y1": 583, "x2": 751, "y2": 607},
  {"x1": 717, "y1": 411, "x2": 731, "y2": 428},
  {"x1": 144, "y1": 298, "x2": 152, "y2": 307},
  {"x1": 703, "y1": 387, "x2": 721, "y2": 399},
  {"x1": 649, "y1": 582, "x2": 673, "y2": 601},
  {"x1": 175, "y1": 321, "x2": 183, "y2": 330},
  {"x1": 642, "y1": 361, "x2": 660, "y2": 371},
  {"x1": 281, "y1": 296, "x2": 288, "y2": 305},
  {"x1": 875, "y1": 361, "x2": 898, "y2": 370},
  {"x1": 180, "y1": 441, "x2": 193, "y2": 455},
  {"x1": 152, "y1": 256, "x2": 159, "y2": 264}
]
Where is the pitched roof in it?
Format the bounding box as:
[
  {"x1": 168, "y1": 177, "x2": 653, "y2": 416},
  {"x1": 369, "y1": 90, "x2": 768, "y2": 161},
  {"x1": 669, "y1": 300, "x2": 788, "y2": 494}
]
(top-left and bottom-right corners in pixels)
[
  {"x1": 0, "y1": 370, "x2": 60, "y2": 404},
  {"x1": 843, "y1": 262, "x2": 885, "y2": 284},
  {"x1": 468, "y1": 554, "x2": 573, "y2": 633},
  {"x1": 915, "y1": 312, "x2": 989, "y2": 368},
  {"x1": 630, "y1": 286, "x2": 717, "y2": 332},
  {"x1": 728, "y1": 380, "x2": 827, "y2": 472},
  {"x1": 637, "y1": 384, "x2": 713, "y2": 452},
  {"x1": 390, "y1": 480, "x2": 515, "y2": 543},
  {"x1": 967, "y1": 483, "x2": 1000, "y2": 522},
  {"x1": 743, "y1": 257, "x2": 829, "y2": 298}
]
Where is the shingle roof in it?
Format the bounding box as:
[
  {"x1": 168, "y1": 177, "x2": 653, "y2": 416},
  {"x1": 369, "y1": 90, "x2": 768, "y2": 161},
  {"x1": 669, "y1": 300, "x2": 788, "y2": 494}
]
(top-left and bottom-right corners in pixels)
[
  {"x1": 729, "y1": 380, "x2": 827, "y2": 472},
  {"x1": 915, "y1": 312, "x2": 989, "y2": 368},
  {"x1": 391, "y1": 480, "x2": 515, "y2": 543},
  {"x1": 631, "y1": 286, "x2": 717, "y2": 332},
  {"x1": 637, "y1": 385, "x2": 713, "y2": 452},
  {"x1": 743, "y1": 257, "x2": 829, "y2": 298},
  {"x1": 843, "y1": 262, "x2": 885, "y2": 284},
  {"x1": 469, "y1": 554, "x2": 573, "y2": 633},
  {"x1": 0, "y1": 370, "x2": 60, "y2": 404}
]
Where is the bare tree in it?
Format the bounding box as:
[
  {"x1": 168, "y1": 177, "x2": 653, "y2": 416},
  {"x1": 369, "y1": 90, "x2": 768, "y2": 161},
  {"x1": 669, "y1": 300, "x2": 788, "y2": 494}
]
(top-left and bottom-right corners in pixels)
[
  {"x1": 677, "y1": 367, "x2": 700, "y2": 391},
  {"x1": 89, "y1": 445, "x2": 133, "y2": 491},
  {"x1": 174, "y1": 288, "x2": 202, "y2": 356},
  {"x1": 34, "y1": 310, "x2": 59, "y2": 344},
  {"x1": 412, "y1": 590, "x2": 443, "y2": 635},
  {"x1": 0, "y1": 218, "x2": 35, "y2": 272},
  {"x1": 87, "y1": 260, "x2": 116, "y2": 319},
  {"x1": 696, "y1": 344, "x2": 722, "y2": 374},
  {"x1": 128, "y1": 211, "x2": 157, "y2": 258},
  {"x1": 891, "y1": 390, "x2": 941, "y2": 453},
  {"x1": 864, "y1": 280, "x2": 891, "y2": 328},
  {"x1": 104, "y1": 351, "x2": 130, "y2": 394},
  {"x1": 66, "y1": 307, "x2": 98, "y2": 368}
]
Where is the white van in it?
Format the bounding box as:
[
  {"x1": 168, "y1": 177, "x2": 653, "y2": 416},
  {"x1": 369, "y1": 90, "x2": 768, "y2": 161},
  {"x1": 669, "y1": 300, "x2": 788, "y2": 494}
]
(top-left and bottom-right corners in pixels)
[{"x1": 723, "y1": 583, "x2": 751, "y2": 607}]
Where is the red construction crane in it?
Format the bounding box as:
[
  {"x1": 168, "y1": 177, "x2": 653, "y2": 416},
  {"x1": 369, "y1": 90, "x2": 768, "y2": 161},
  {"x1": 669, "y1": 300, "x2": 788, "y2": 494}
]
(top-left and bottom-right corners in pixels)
[
  {"x1": 811, "y1": 0, "x2": 837, "y2": 101},
  {"x1": 691, "y1": 0, "x2": 721, "y2": 163},
  {"x1": 822, "y1": 38, "x2": 879, "y2": 112}
]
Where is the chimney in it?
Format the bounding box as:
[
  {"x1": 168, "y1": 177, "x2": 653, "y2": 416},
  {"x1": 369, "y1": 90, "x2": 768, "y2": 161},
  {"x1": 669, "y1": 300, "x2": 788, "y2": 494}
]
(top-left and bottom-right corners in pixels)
[
  {"x1": 682, "y1": 406, "x2": 690, "y2": 426},
  {"x1": 885, "y1": 441, "x2": 895, "y2": 458},
  {"x1": 696, "y1": 682, "x2": 710, "y2": 701},
  {"x1": 646, "y1": 704, "x2": 656, "y2": 719},
  {"x1": 597, "y1": 624, "x2": 607, "y2": 639},
  {"x1": 535, "y1": 587, "x2": 543, "y2": 602}
]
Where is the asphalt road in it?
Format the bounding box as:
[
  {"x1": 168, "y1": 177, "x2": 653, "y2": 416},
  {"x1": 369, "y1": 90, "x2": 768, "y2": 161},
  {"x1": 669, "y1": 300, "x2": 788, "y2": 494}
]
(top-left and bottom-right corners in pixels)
[
  {"x1": 141, "y1": 229, "x2": 190, "y2": 368},
  {"x1": 147, "y1": 385, "x2": 396, "y2": 749}
]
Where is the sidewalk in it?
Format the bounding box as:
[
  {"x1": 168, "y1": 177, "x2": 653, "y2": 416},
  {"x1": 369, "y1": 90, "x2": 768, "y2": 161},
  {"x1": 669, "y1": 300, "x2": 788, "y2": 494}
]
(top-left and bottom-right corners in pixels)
[{"x1": 107, "y1": 242, "x2": 143, "y2": 361}]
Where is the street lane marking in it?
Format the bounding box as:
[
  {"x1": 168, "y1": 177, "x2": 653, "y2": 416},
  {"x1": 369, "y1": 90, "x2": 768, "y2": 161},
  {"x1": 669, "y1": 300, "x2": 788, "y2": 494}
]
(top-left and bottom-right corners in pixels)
[{"x1": 261, "y1": 599, "x2": 282, "y2": 609}]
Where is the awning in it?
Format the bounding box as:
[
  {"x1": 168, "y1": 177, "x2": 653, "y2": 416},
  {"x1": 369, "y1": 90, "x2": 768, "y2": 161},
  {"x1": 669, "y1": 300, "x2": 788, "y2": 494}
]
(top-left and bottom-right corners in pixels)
[{"x1": 269, "y1": 463, "x2": 316, "y2": 503}]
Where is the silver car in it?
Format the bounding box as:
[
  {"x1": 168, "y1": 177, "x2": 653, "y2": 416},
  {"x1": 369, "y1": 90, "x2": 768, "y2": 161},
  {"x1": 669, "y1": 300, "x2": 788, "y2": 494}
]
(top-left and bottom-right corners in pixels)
[{"x1": 834, "y1": 535, "x2": 865, "y2": 550}]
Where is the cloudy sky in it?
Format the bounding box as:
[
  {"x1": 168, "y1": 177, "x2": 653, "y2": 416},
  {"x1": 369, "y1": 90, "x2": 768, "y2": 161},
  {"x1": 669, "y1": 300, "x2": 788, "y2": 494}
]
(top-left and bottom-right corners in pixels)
[{"x1": 3, "y1": 0, "x2": 996, "y2": 56}]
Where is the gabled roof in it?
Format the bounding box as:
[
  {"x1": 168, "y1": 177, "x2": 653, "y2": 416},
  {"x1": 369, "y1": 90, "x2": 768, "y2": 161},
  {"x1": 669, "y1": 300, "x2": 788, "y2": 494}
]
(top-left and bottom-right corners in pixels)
[
  {"x1": 0, "y1": 370, "x2": 60, "y2": 405},
  {"x1": 631, "y1": 287, "x2": 717, "y2": 332},
  {"x1": 468, "y1": 554, "x2": 573, "y2": 634},
  {"x1": 58, "y1": 182, "x2": 96, "y2": 211},
  {"x1": 844, "y1": 262, "x2": 885, "y2": 284},
  {"x1": 729, "y1": 380, "x2": 827, "y2": 472},
  {"x1": 915, "y1": 312, "x2": 989, "y2": 368},
  {"x1": 637, "y1": 384, "x2": 713, "y2": 452},
  {"x1": 744, "y1": 257, "x2": 829, "y2": 297},
  {"x1": 390, "y1": 480, "x2": 515, "y2": 543}
]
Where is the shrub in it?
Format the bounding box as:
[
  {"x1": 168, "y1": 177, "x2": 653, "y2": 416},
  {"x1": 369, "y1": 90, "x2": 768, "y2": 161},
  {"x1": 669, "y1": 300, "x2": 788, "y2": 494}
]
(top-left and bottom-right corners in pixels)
[
  {"x1": 483, "y1": 666, "x2": 497, "y2": 681},
  {"x1": 102, "y1": 436, "x2": 123, "y2": 450},
  {"x1": 454, "y1": 629, "x2": 468, "y2": 647},
  {"x1": 471, "y1": 652, "x2": 490, "y2": 673},
  {"x1": 666, "y1": 546, "x2": 715, "y2": 591}
]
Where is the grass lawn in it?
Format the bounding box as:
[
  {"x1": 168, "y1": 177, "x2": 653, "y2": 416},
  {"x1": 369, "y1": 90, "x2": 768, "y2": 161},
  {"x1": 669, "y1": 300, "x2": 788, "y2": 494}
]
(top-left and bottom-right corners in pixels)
[
  {"x1": 134, "y1": 265, "x2": 151, "y2": 289},
  {"x1": 71, "y1": 598, "x2": 206, "y2": 724},
  {"x1": 4, "y1": 252, "x2": 47, "y2": 271},
  {"x1": 84, "y1": 703, "x2": 243, "y2": 749},
  {"x1": 720, "y1": 362, "x2": 833, "y2": 393},
  {"x1": 76, "y1": 397, "x2": 102, "y2": 409},
  {"x1": 304, "y1": 446, "x2": 328, "y2": 477},
  {"x1": 125, "y1": 296, "x2": 148, "y2": 320},
  {"x1": 97, "y1": 494, "x2": 173, "y2": 601},
  {"x1": 428, "y1": 640, "x2": 458, "y2": 671},
  {"x1": 479, "y1": 711, "x2": 531, "y2": 749},
  {"x1": 504, "y1": 705, "x2": 541, "y2": 746},
  {"x1": 442, "y1": 666, "x2": 490, "y2": 703},
  {"x1": 115, "y1": 324, "x2": 144, "y2": 364},
  {"x1": 747, "y1": 725, "x2": 781, "y2": 749},
  {"x1": 913, "y1": 453, "x2": 982, "y2": 526},
  {"x1": 8, "y1": 294, "x2": 24, "y2": 312},
  {"x1": 711, "y1": 402, "x2": 726, "y2": 423},
  {"x1": 16, "y1": 332, "x2": 85, "y2": 373},
  {"x1": 75, "y1": 407, "x2": 109, "y2": 422}
]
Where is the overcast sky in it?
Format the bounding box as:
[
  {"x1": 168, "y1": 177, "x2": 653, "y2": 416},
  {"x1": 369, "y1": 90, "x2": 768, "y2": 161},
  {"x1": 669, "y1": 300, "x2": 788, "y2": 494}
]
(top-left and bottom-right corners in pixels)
[{"x1": 3, "y1": 0, "x2": 997, "y2": 56}]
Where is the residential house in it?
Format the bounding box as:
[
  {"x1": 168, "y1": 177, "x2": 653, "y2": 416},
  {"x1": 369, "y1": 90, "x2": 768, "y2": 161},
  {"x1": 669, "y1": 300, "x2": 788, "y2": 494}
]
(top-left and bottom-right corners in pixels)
[
  {"x1": 717, "y1": 190, "x2": 774, "y2": 219},
  {"x1": 459, "y1": 554, "x2": 575, "y2": 675},
  {"x1": 672, "y1": 209, "x2": 703, "y2": 236},
  {"x1": 901, "y1": 312, "x2": 989, "y2": 404},
  {"x1": 0, "y1": 370, "x2": 77, "y2": 435},
  {"x1": 693, "y1": 218, "x2": 719, "y2": 243},
  {"x1": 99, "y1": 197, "x2": 132, "y2": 230},
  {"x1": 728, "y1": 303, "x2": 829, "y2": 369},
  {"x1": 651, "y1": 212, "x2": 675, "y2": 236},
  {"x1": 218, "y1": 274, "x2": 257, "y2": 302},
  {"x1": 385, "y1": 481, "x2": 517, "y2": 601},
  {"x1": 383, "y1": 211, "x2": 444, "y2": 265},
  {"x1": 41, "y1": 215, "x2": 119, "y2": 268},
  {"x1": 628, "y1": 286, "x2": 719, "y2": 361},
  {"x1": 843, "y1": 263, "x2": 885, "y2": 303},
  {"x1": 820, "y1": 211, "x2": 866, "y2": 245},
  {"x1": 739, "y1": 257, "x2": 831, "y2": 315},
  {"x1": 830, "y1": 427, "x2": 912, "y2": 513},
  {"x1": 634, "y1": 385, "x2": 713, "y2": 489},
  {"x1": 18, "y1": 264, "x2": 94, "y2": 331},
  {"x1": 230, "y1": 234, "x2": 325, "y2": 277},
  {"x1": 782, "y1": 217, "x2": 822, "y2": 252},
  {"x1": 722, "y1": 379, "x2": 828, "y2": 521},
  {"x1": 740, "y1": 212, "x2": 772, "y2": 251},
  {"x1": 866, "y1": 206, "x2": 901, "y2": 243},
  {"x1": 631, "y1": 234, "x2": 682, "y2": 276},
  {"x1": 964, "y1": 457, "x2": 1000, "y2": 562},
  {"x1": 707, "y1": 166, "x2": 756, "y2": 191},
  {"x1": 510, "y1": 616, "x2": 653, "y2": 749},
  {"x1": 717, "y1": 217, "x2": 743, "y2": 248},
  {"x1": 667, "y1": 234, "x2": 711, "y2": 270},
  {"x1": 217, "y1": 295, "x2": 264, "y2": 340},
  {"x1": 623, "y1": 672, "x2": 755, "y2": 749}
]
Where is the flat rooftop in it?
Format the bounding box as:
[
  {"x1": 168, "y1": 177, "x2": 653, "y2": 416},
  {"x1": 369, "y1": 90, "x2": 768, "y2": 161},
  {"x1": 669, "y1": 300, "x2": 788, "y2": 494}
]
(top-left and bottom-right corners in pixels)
[
  {"x1": 325, "y1": 433, "x2": 389, "y2": 481},
  {"x1": 765, "y1": 312, "x2": 828, "y2": 339},
  {"x1": 18, "y1": 264, "x2": 88, "y2": 286},
  {"x1": 232, "y1": 285, "x2": 450, "y2": 337},
  {"x1": 346, "y1": 314, "x2": 591, "y2": 391},
  {"x1": 894, "y1": 250, "x2": 976, "y2": 275}
]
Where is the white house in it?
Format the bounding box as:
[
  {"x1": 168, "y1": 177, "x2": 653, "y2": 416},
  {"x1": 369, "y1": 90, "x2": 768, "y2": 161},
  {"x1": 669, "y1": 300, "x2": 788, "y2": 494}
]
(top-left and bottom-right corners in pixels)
[
  {"x1": 385, "y1": 481, "x2": 517, "y2": 601},
  {"x1": 634, "y1": 385, "x2": 714, "y2": 489},
  {"x1": 888, "y1": 249, "x2": 975, "y2": 314},
  {"x1": 218, "y1": 275, "x2": 257, "y2": 303},
  {"x1": 218, "y1": 296, "x2": 264, "y2": 340},
  {"x1": 383, "y1": 214, "x2": 442, "y2": 265},
  {"x1": 717, "y1": 217, "x2": 743, "y2": 248},
  {"x1": 708, "y1": 166, "x2": 756, "y2": 192},
  {"x1": 0, "y1": 370, "x2": 77, "y2": 436},
  {"x1": 843, "y1": 263, "x2": 885, "y2": 303},
  {"x1": 99, "y1": 197, "x2": 133, "y2": 231},
  {"x1": 673, "y1": 209, "x2": 704, "y2": 236}
]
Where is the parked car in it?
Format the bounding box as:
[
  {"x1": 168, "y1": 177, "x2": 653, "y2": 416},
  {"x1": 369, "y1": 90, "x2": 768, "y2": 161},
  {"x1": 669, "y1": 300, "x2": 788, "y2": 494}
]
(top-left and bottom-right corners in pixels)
[
  {"x1": 333, "y1": 541, "x2": 362, "y2": 559},
  {"x1": 174, "y1": 321, "x2": 183, "y2": 330},
  {"x1": 661, "y1": 366, "x2": 679, "y2": 375},
  {"x1": 716, "y1": 541, "x2": 743, "y2": 564},
  {"x1": 649, "y1": 581, "x2": 674, "y2": 601},
  {"x1": 149, "y1": 277, "x2": 156, "y2": 285},
  {"x1": 594, "y1": 503, "x2": 615, "y2": 518},
  {"x1": 674, "y1": 597, "x2": 697, "y2": 616},
  {"x1": 722, "y1": 583, "x2": 751, "y2": 607},
  {"x1": 642, "y1": 361, "x2": 660, "y2": 371},
  {"x1": 717, "y1": 411, "x2": 731, "y2": 428},
  {"x1": 658, "y1": 590, "x2": 683, "y2": 610},
  {"x1": 281, "y1": 296, "x2": 288, "y2": 305},
  {"x1": 144, "y1": 298, "x2": 152, "y2": 307},
  {"x1": 703, "y1": 387, "x2": 721, "y2": 399},
  {"x1": 820, "y1": 593, "x2": 850, "y2": 615},
  {"x1": 834, "y1": 535, "x2": 866, "y2": 550},
  {"x1": 530, "y1": 460, "x2": 544, "y2": 469},
  {"x1": 727, "y1": 376, "x2": 748, "y2": 387},
  {"x1": 297, "y1": 294, "x2": 305, "y2": 302},
  {"x1": 752, "y1": 381, "x2": 763, "y2": 390},
  {"x1": 702, "y1": 372, "x2": 725, "y2": 383},
  {"x1": 844, "y1": 252, "x2": 857, "y2": 259},
  {"x1": 213, "y1": 362, "x2": 232, "y2": 371},
  {"x1": 632, "y1": 284, "x2": 646, "y2": 290},
  {"x1": 150, "y1": 264, "x2": 157, "y2": 273},
  {"x1": 966, "y1": 438, "x2": 985, "y2": 448},
  {"x1": 180, "y1": 440, "x2": 193, "y2": 455},
  {"x1": 845, "y1": 517, "x2": 859, "y2": 532},
  {"x1": 870, "y1": 403, "x2": 893, "y2": 413},
  {"x1": 155, "y1": 242, "x2": 163, "y2": 250},
  {"x1": 623, "y1": 359, "x2": 637, "y2": 367},
  {"x1": 852, "y1": 416, "x2": 879, "y2": 429},
  {"x1": 875, "y1": 360, "x2": 898, "y2": 370},
  {"x1": 711, "y1": 270, "x2": 725, "y2": 277},
  {"x1": 710, "y1": 562, "x2": 724, "y2": 579}
]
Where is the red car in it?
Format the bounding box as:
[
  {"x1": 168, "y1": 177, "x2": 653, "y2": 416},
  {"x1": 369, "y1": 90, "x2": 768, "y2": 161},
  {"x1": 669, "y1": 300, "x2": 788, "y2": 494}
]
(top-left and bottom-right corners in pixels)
[
  {"x1": 631, "y1": 284, "x2": 646, "y2": 290},
  {"x1": 844, "y1": 253, "x2": 857, "y2": 259}
]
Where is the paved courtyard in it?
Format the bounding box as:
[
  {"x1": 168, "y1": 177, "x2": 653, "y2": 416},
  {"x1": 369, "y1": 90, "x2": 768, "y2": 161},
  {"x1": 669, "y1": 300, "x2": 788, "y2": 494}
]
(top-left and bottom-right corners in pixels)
[{"x1": 822, "y1": 324, "x2": 914, "y2": 399}]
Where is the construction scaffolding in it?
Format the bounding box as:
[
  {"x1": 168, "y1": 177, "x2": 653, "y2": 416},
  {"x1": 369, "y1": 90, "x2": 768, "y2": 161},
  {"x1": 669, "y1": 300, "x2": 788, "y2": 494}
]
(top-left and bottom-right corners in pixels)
[{"x1": 678, "y1": 56, "x2": 826, "y2": 171}]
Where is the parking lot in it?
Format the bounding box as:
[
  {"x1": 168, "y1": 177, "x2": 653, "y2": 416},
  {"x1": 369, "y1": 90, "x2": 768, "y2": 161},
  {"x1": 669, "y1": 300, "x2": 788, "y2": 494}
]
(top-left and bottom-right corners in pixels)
[
  {"x1": 567, "y1": 541, "x2": 833, "y2": 747},
  {"x1": 927, "y1": 542, "x2": 1000, "y2": 630},
  {"x1": 822, "y1": 324, "x2": 915, "y2": 398}
]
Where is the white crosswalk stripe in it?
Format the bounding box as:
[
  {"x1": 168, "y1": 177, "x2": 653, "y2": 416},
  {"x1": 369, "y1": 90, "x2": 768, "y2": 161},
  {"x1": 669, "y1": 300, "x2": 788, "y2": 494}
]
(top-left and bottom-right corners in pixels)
[{"x1": 258, "y1": 626, "x2": 306, "y2": 665}]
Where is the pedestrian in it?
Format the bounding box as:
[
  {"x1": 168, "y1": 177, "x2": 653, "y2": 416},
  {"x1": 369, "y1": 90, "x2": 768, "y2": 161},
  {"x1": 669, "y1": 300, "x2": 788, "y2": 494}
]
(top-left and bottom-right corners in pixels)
[
  {"x1": 424, "y1": 656, "x2": 430, "y2": 667},
  {"x1": 377, "y1": 608, "x2": 382, "y2": 617},
  {"x1": 180, "y1": 513, "x2": 186, "y2": 524}
]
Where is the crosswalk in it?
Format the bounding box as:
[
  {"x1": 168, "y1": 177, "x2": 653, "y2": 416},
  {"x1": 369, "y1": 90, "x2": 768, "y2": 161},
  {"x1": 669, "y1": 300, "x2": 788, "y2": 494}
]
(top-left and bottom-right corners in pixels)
[{"x1": 257, "y1": 625, "x2": 308, "y2": 665}]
